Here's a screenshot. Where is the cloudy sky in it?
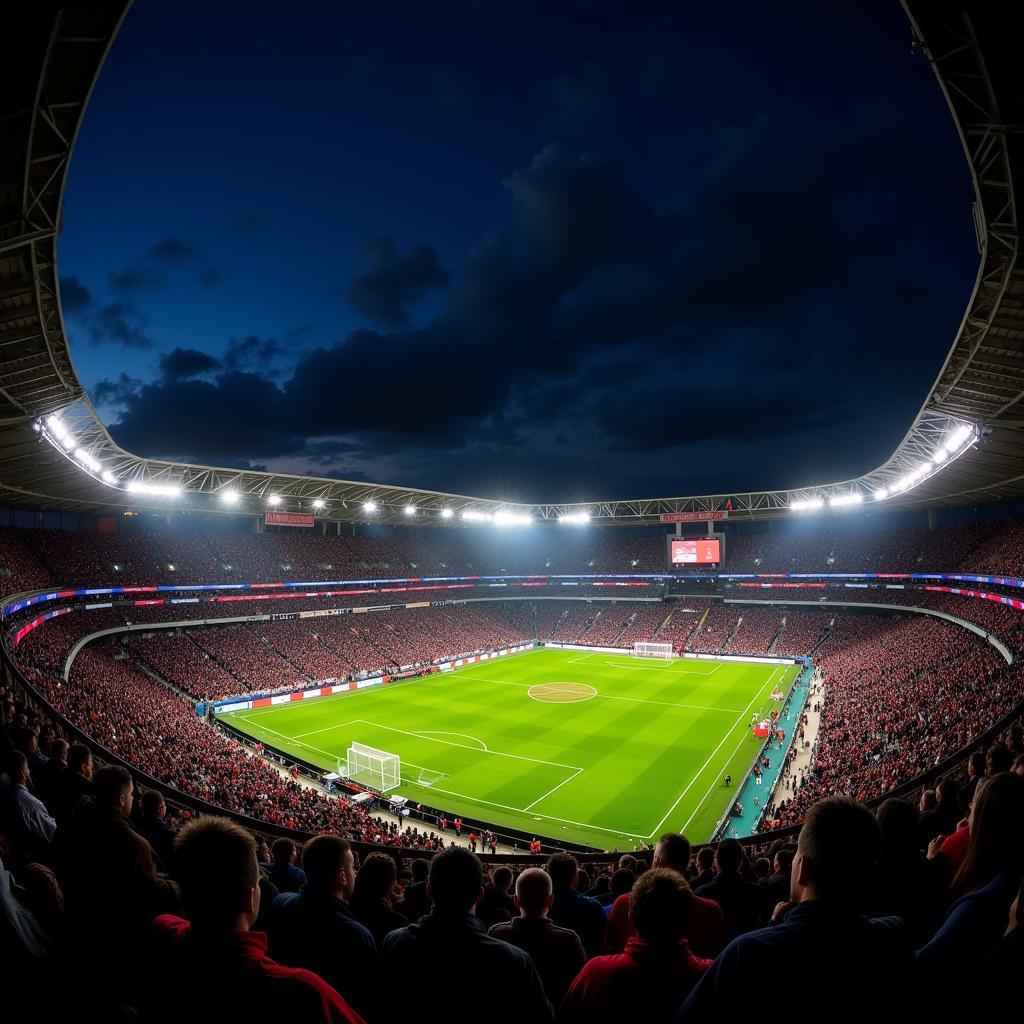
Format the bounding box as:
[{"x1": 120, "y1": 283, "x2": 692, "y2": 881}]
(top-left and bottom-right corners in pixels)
[{"x1": 59, "y1": 0, "x2": 976, "y2": 503}]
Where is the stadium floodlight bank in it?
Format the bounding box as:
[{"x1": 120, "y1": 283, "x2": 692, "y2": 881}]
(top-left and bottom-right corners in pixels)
[
  {"x1": 343, "y1": 742, "x2": 401, "y2": 792},
  {"x1": 632, "y1": 641, "x2": 673, "y2": 660}
]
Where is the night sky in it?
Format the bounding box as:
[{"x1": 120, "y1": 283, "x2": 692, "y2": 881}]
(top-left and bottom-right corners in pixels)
[{"x1": 58, "y1": 0, "x2": 977, "y2": 504}]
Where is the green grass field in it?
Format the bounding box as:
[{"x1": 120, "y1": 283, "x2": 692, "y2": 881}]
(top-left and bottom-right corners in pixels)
[{"x1": 224, "y1": 648, "x2": 799, "y2": 849}]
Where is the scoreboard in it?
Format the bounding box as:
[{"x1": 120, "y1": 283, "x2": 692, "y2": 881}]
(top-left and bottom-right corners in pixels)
[{"x1": 669, "y1": 538, "x2": 721, "y2": 565}]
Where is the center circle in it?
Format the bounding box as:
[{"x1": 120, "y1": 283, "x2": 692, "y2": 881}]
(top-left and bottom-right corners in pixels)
[{"x1": 528, "y1": 681, "x2": 598, "y2": 703}]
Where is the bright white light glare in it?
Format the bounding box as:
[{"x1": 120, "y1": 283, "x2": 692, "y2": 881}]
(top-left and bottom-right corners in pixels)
[
  {"x1": 220, "y1": 490, "x2": 240, "y2": 504},
  {"x1": 462, "y1": 510, "x2": 490, "y2": 521},
  {"x1": 126, "y1": 481, "x2": 181, "y2": 497},
  {"x1": 102, "y1": 470, "x2": 117, "y2": 485},
  {"x1": 558, "y1": 512, "x2": 591, "y2": 524},
  {"x1": 267, "y1": 494, "x2": 282, "y2": 505},
  {"x1": 829, "y1": 493, "x2": 863, "y2": 507},
  {"x1": 874, "y1": 487, "x2": 889, "y2": 500},
  {"x1": 790, "y1": 498, "x2": 824, "y2": 511},
  {"x1": 74, "y1": 448, "x2": 101, "y2": 473},
  {"x1": 493, "y1": 511, "x2": 533, "y2": 526},
  {"x1": 933, "y1": 447, "x2": 948, "y2": 463},
  {"x1": 440, "y1": 508, "x2": 454, "y2": 519},
  {"x1": 312, "y1": 498, "x2": 325, "y2": 509},
  {"x1": 404, "y1": 505, "x2": 416, "y2": 515},
  {"x1": 46, "y1": 415, "x2": 73, "y2": 447},
  {"x1": 944, "y1": 424, "x2": 973, "y2": 453},
  {"x1": 363, "y1": 501, "x2": 377, "y2": 513}
]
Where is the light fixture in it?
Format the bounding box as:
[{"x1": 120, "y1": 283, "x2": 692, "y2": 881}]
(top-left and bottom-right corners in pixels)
[
  {"x1": 313, "y1": 498, "x2": 325, "y2": 509},
  {"x1": 267, "y1": 494, "x2": 282, "y2": 506},
  {"x1": 558, "y1": 512, "x2": 590, "y2": 524},
  {"x1": 828, "y1": 493, "x2": 863, "y2": 507},
  {"x1": 126, "y1": 481, "x2": 181, "y2": 497},
  {"x1": 790, "y1": 498, "x2": 824, "y2": 511},
  {"x1": 440, "y1": 508, "x2": 454, "y2": 518},
  {"x1": 404, "y1": 505, "x2": 417, "y2": 516},
  {"x1": 874, "y1": 487, "x2": 889, "y2": 500},
  {"x1": 220, "y1": 490, "x2": 239, "y2": 504},
  {"x1": 363, "y1": 501, "x2": 377, "y2": 513}
]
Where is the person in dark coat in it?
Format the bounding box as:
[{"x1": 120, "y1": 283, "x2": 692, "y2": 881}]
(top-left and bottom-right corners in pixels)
[
  {"x1": 139, "y1": 790, "x2": 177, "y2": 872},
  {"x1": 546, "y1": 851, "x2": 606, "y2": 958},
  {"x1": 383, "y1": 846, "x2": 551, "y2": 1021},
  {"x1": 695, "y1": 838, "x2": 767, "y2": 938},
  {"x1": 349, "y1": 852, "x2": 407, "y2": 947}
]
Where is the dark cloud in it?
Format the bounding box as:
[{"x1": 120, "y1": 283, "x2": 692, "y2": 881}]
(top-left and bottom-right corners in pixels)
[
  {"x1": 344, "y1": 236, "x2": 450, "y2": 327},
  {"x1": 222, "y1": 335, "x2": 291, "y2": 374},
  {"x1": 109, "y1": 265, "x2": 166, "y2": 292},
  {"x1": 158, "y1": 347, "x2": 221, "y2": 380},
  {"x1": 86, "y1": 301, "x2": 155, "y2": 349},
  {"x1": 90, "y1": 372, "x2": 144, "y2": 408},
  {"x1": 59, "y1": 275, "x2": 92, "y2": 315},
  {"x1": 147, "y1": 237, "x2": 201, "y2": 263}
]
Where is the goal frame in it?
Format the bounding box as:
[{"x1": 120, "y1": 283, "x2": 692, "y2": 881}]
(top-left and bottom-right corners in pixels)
[
  {"x1": 343, "y1": 742, "x2": 401, "y2": 793},
  {"x1": 631, "y1": 641, "x2": 673, "y2": 660}
]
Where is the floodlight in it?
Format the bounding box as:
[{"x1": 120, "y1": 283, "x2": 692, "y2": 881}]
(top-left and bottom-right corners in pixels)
[
  {"x1": 312, "y1": 498, "x2": 325, "y2": 509},
  {"x1": 267, "y1": 494, "x2": 282, "y2": 506},
  {"x1": 127, "y1": 481, "x2": 181, "y2": 497},
  {"x1": 873, "y1": 487, "x2": 889, "y2": 500},
  {"x1": 440, "y1": 508, "x2": 454, "y2": 518},
  {"x1": 558, "y1": 512, "x2": 590, "y2": 524},
  {"x1": 102, "y1": 470, "x2": 117, "y2": 485},
  {"x1": 220, "y1": 490, "x2": 240, "y2": 504},
  {"x1": 790, "y1": 498, "x2": 824, "y2": 511},
  {"x1": 74, "y1": 448, "x2": 102, "y2": 473},
  {"x1": 829, "y1": 493, "x2": 863, "y2": 507},
  {"x1": 494, "y1": 511, "x2": 532, "y2": 526},
  {"x1": 462, "y1": 510, "x2": 490, "y2": 521},
  {"x1": 933, "y1": 447, "x2": 948, "y2": 463},
  {"x1": 404, "y1": 505, "x2": 416, "y2": 515},
  {"x1": 46, "y1": 415, "x2": 75, "y2": 449},
  {"x1": 944, "y1": 424, "x2": 973, "y2": 453},
  {"x1": 363, "y1": 501, "x2": 377, "y2": 513}
]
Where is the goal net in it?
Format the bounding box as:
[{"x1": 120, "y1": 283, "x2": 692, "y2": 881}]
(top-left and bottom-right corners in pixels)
[
  {"x1": 632, "y1": 641, "x2": 673, "y2": 660},
  {"x1": 343, "y1": 742, "x2": 401, "y2": 793}
]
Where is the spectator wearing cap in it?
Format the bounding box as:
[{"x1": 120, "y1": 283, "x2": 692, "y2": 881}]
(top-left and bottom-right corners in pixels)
[
  {"x1": 676, "y1": 798, "x2": 911, "y2": 1022},
  {"x1": 383, "y1": 846, "x2": 552, "y2": 1021},
  {"x1": 561, "y1": 870, "x2": 711, "y2": 1023},
  {"x1": 606, "y1": 834, "x2": 725, "y2": 959},
  {"x1": 270, "y1": 835, "x2": 379, "y2": 1021},
  {"x1": 143, "y1": 816, "x2": 363, "y2": 1023},
  {"x1": 488, "y1": 866, "x2": 585, "y2": 1007}
]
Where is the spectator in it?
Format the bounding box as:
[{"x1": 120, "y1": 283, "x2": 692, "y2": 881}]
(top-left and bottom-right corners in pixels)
[
  {"x1": 269, "y1": 835, "x2": 379, "y2": 1021},
  {"x1": 47, "y1": 743, "x2": 92, "y2": 825},
  {"x1": 986, "y1": 743, "x2": 1013, "y2": 775},
  {"x1": 139, "y1": 790, "x2": 176, "y2": 872},
  {"x1": 562, "y1": 870, "x2": 711, "y2": 1023},
  {"x1": 695, "y1": 838, "x2": 765, "y2": 938},
  {"x1": 546, "y1": 852, "x2": 608, "y2": 958},
  {"x1": 488, "y1": 866, "x2": 586, "y2": 1007},
  {"x1": 918, "y1": 779, "x2": 960, "y2": 849},
  {"x1": 36, "y1": 738, "x2": 68, "y2": 806},
  {"x1": 143, "y1": 816, "x2": 363, "y2": 1023},
  {"x1": 267, "y1": 838, "x2": 307, "y2": 894},
  {"x1": 917, "y1": 773, "x2": 1024, "y2": 973},
  {"x1": 694, "y1": 847, "x2": 715, "y2": 888},
  {"x1": 6, "y1": 750, "x2": 56, "y2": 852},
  {"x1": 397, "y1": 857, "x2": 430, "y2": 921},
  {"x1": 349, "y1": 852, "x2": 407, "y2": 947},
  {"x1": 762, "y1": 845, "x2": 795, "y2": 911},
  {"x1": 606, "y1": 834, "x2": 725, "y2": 959},
  {"x1": 960, "y1": 751, "x2": 986, "y2": 815},
  {"x1": 961, "y1": 878, "x2": 1024, "y2": 1013},
  {"x1": 676, "y1": 798, "x2": 910, "y2": 1022},
  {"x1": 598, "y1": 868, "x2": 634, "y2": 909},
  {"x1": 477, "y1": 865, "x2": 515, "y2": 927},
  {"x1": 383, "y1": 846, "x2": 552, "y2": 1020}
]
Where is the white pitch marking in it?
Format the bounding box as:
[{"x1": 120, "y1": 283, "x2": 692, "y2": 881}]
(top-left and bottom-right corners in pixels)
[
  {"x1": 411, "y1": 730, "x2": 489, "y2": 750},
  {"x1": 522, "y1": 767, "x2": 584, "y2": 811}
]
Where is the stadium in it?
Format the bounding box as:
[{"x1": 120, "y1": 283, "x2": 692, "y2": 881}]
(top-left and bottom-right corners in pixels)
[{"x1": 1, "y1": 1, "x2": 1022, "y2": 1020}]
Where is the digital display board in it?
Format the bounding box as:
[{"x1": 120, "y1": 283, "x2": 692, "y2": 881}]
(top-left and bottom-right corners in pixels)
[{"x1": 670, "y1": 538, "x2": 721, "y2": 565}]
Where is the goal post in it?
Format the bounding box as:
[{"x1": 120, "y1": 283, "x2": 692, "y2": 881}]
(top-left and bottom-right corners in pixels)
[
  {"x1": 343, "y1": 742, "x2": 401, "y2": 793},
  {"x1": 632, "y1": 641, "x2": 673, "y2": 660}
]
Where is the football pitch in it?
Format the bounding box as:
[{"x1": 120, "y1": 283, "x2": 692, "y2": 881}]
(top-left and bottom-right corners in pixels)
[{"x1": 224, "y1": 648, "x2": 800, "y2": 849}]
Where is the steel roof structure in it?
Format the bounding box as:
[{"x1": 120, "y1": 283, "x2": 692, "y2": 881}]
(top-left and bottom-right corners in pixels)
[{"x1": 0, "y1": 1, "x2": 1021, "y2": 526}]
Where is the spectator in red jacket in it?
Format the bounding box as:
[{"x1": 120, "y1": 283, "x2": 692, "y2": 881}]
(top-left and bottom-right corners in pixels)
[
  {"x1": 561, "y1": 870, "x2": 710, "y2": 1023},
  {"x1": 605, "y1": 834, "x2": 725, "y2": 959},
  {"x1": 142, "y1": 815, "x2": 363, "y2": 1024}
]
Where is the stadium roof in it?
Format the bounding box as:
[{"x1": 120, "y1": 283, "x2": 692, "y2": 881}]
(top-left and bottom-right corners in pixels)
[{"x1": 0, "y1": 1, "x2": 1021, "y2": 526}]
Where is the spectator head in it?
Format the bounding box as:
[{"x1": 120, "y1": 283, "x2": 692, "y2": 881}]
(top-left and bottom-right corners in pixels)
[
  {"x1": 629, "y1": 870, "x2": 693, "y2": 947},
  {"x1": 50, "y1": 739, "x2": 68, "y2": 763},
  {"x1": 254, "y1": 836, "x2": 271, "y2": 863},
  {"x1": 427, "y1": 846, "x2": 483, "y2": 913},
  {"x1": 792, "y1": 797, "x2": 881, "y2": 906},
  {"x1": 271, "y1": 838, "x2": 296, "y2": 865},
  {"x1": 936, "y1": 778, "x2": 958, "y2": 806},
  {"x1": 696, "y1": 846, "x2": 715, "y2": 872},
  {"x1": 986, "y1": 743, "x2": 1013, "y2": 775},
  {"x1": 302, "y1": 835, "x2": 355, "y2": 899},
  {"x1": 410, "y1": 857, "x2": 429, "y2": 883},
  {"x1": 1012, "y1": 753, "x2": 1024, "y2": 777},
  {"x1": 876, "y1": 798, "x2": 917, "y2": 855},
  {"x1": 610, "y1": 868, "x2": 635, "y2": 897},
  {"x1": 8, "y1": 750, "x2": 29, "y2": 786},
  {"x1": 491, "y1": 866, "x2": 513, "y2": 893},
  {"x1": 141, "y1": 790, "x2": 166, "y2": 820},
  {"x1": 68, "y1": 744, "x2": 92, "y2": 780},
  {"x1": 653, "y1": 833, "x2": 692, "y2": 874},
  {"x1": 953, "y1": 772, "x2": 1024, "y2": 895},
  {"x1": 919, "y1": 789, "x2": 937, "y2": 813},
  {"x1": 714, "y1": 838, "x2": 744, "y2": 875},
  {"x1": 354, "y1": 852, "x2": 399, "y2": 905},
  {"x1": 773, "y1": 846, "x2": 796, "y2": 875},
  {"x1": 577, "y1": 869, "x2": 591, "y2": 893},
  {"x1": 93, "y1": 765, "x2": 133, "y2": 816},
  {"x1": 754, "y1": 857, "x2": 771, "y2": 880},
  {"x1": 617, "y1": 854, "x2": 638, "y2": 873},
  {"x1": 514, "y1": 867, "x2": 553, "y2": 919},
  {"x1": 546, "y1": 852, "x2": 579, "y2": 892},
  {"x1": 968, "y1": 751, "x2": 985, "y2": 779},
  {"x1": 174, "y1": 815, "x2": 260, "y2": 930}
]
